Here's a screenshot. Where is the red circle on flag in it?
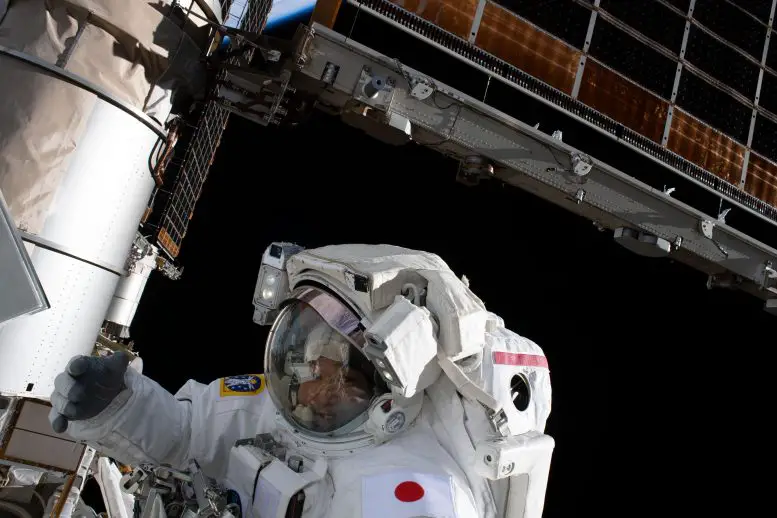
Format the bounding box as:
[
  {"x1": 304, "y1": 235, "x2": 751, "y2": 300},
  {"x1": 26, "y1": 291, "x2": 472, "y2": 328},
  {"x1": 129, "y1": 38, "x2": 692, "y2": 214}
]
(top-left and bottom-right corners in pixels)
[{"x1": 394, "y1": 481, "x2": 425, "y2": 502}]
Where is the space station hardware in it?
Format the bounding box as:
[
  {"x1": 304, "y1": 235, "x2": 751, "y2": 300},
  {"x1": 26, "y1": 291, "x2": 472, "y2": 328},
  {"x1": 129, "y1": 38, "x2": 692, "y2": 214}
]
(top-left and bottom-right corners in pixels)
[
  {"x1": 120, "y1": 461, "x2": 238, "y2": 518},
  {"x1": 174, "y1": 0, "x2": 765, "y2": 315},
  {"x1": 188, "y1": 0, "x2": 777, "y2": 313},
  {"x1": 208, "y1": 26, "x2": 305, "y2": 127},
  {"x1": 237, "y1": 13, "x2": 777, "y2": 315},
  {"x1": 0, "y1": 190, "x2": 48, "y2": 326},
  {"x1": 766, "y1": 298, "x2": 777, "y2": 315},
  {"x1": 0, "y1": 0, "x2": 223, "y2": 398},
  {"x1": 103, "y1": 234, "x2": 160, "y2": 340},
  {"x1": 325, "y1": 0, "x2": 777, "y2": 214},
  {"x1": 0, "y1": 395, "x2": 97, "y2": 517},
  {"x1": 613, "y1": 228, "x2": 673, "y2": 259},
  {"x1": 0, "y1": 1, "x2": 274, "y2": 515},
  {"x1": 146, "y1": 1, "x2": 274, "y2": 261},
  {"x1": 457, "y1": 155, "x2": 496, "y2": 186}
]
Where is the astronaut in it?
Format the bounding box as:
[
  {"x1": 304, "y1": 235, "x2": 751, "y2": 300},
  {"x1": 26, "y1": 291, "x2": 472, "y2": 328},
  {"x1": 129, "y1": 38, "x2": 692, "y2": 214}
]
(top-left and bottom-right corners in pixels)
[{"x1": 49, "y1": 244, "x2": 554, "y2": 518}]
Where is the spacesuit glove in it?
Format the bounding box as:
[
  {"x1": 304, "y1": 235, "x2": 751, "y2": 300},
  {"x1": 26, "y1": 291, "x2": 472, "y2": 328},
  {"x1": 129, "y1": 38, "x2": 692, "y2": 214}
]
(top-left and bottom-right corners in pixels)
[{"x1": 48, "y1": 351, "x2": 132, "y2": 434}]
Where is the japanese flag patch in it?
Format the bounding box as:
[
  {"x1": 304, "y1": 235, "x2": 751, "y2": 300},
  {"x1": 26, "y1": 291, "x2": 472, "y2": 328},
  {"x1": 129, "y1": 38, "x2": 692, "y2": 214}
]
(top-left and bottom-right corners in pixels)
[{"x1": 362, "y1": 471, "x2": 457, "y2": 518}]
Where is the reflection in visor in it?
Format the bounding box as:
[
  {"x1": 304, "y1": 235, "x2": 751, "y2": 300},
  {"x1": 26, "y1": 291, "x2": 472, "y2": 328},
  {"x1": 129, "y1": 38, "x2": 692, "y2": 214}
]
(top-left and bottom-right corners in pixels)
[
  {"x1": 265, "y1": 290, "x2": 385, "y2": 435},
  {"x1": 293, "y1": 359, "x2": 372, "y2": 431},
  {"x1": 291, "y1": 287, "x2": 366, "y2": 350}
]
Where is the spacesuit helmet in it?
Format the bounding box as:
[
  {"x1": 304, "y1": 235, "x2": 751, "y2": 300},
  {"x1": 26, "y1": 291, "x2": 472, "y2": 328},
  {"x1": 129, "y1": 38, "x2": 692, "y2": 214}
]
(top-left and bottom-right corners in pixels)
[{"x1": 264, "y1": 286, "x2": 387, "y2": 436}]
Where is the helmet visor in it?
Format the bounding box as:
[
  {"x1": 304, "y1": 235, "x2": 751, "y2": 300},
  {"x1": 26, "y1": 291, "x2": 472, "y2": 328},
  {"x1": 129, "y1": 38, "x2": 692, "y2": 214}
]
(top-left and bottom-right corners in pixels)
[{"x1": 264, "y1": 295, "x2": 380, "y2": 435}]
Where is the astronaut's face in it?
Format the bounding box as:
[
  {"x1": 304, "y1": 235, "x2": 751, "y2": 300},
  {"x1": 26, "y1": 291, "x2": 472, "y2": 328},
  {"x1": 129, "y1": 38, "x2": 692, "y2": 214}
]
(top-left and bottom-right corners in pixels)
[
  {"x1": 311, "y1": 357, "x2": 341, "y2": 378},
  {"x1": 265, "y1": 294, "x2": 386, "y2": 435},
  {"x1": 297, "y1": 358, "x2": 371, "y2": 429}
]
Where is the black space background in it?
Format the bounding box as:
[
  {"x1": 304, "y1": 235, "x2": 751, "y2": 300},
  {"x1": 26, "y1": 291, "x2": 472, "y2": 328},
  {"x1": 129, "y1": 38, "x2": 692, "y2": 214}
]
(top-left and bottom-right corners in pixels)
[{"x1": 129, "y1": 10, "x2": 771, "y2": 518}]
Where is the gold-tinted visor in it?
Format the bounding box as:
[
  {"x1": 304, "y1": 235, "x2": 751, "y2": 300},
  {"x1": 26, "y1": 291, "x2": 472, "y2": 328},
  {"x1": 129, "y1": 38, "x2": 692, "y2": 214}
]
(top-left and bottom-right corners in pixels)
[{"x1": 264, "y1": 286, "x2": 382, "y2": 435}]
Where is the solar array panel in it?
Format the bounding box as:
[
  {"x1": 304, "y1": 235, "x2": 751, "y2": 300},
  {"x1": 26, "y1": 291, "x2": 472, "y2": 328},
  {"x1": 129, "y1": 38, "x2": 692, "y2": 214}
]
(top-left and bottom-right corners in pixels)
[
  {"x1": 342, "y1": 0, "x2": 777, "y2": 219},
  {"x1": 155, "y1": 0, "x2": 272, "y2": 258}
]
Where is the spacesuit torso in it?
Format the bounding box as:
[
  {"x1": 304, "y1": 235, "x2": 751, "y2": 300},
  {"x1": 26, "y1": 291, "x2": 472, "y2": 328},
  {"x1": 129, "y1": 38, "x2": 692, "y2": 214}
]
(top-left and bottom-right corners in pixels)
[
  {"x1": 165, "y1": 374, "x2": 484, "y2": 518},
  {"x1": 58, "y1": 244, "x2": 554, "y2": 518}
]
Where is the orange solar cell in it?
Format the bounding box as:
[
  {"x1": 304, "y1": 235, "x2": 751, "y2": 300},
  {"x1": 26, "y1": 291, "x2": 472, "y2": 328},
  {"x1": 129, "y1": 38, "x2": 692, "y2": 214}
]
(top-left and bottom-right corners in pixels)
[
  {"x1": 667, "y1": 109, "x2": 745, "y2": 186},
  {"x1": 745, "y1": 153, "x2": 777, "y2": 208},
  {"x1": 387, "y1": 0, "x2": 479, "y2": 40},
  {"x1": 578, "y1": 60, "x2": 668, "y2": 143},
  {"x1": 474, "y1": 2, "x2": 579, "y2": 94}
]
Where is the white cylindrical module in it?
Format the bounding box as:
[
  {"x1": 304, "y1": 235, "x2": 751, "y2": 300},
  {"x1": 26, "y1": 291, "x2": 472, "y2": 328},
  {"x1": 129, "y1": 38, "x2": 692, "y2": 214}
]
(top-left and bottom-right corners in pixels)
[
  {"x1": 0, "y1": 0, "x2": 206, "y2": 397},
  {"x1": 105, "y1": 246, "x2": 159, "y2": 334}
]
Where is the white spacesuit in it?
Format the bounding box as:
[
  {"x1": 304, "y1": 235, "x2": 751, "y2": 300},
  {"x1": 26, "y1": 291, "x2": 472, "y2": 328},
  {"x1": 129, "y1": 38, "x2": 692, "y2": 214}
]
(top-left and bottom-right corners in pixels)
[{"x1": 51, "y1": 244, "x2": 554, "y2": 518}]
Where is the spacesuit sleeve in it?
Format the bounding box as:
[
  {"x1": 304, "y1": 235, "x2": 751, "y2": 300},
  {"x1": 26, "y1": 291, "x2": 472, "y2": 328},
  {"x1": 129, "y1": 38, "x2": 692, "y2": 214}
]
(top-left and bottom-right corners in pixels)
[
  {"x1": 65, "y1": 369, "x2": 273, "y2": 478},
  {"x1": 64, "y1": 368, "x2": 195, "y2": 469}
]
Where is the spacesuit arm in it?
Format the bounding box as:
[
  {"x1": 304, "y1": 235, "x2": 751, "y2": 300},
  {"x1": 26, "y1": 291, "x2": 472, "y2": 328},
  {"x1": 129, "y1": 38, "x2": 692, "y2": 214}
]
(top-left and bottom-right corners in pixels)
[
  {"x1": 65, "y1": 368, "x2": 195, "y2": 470},
  {"x1": 66, "y1": 369, "x2": 273, "y2": 478}
]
